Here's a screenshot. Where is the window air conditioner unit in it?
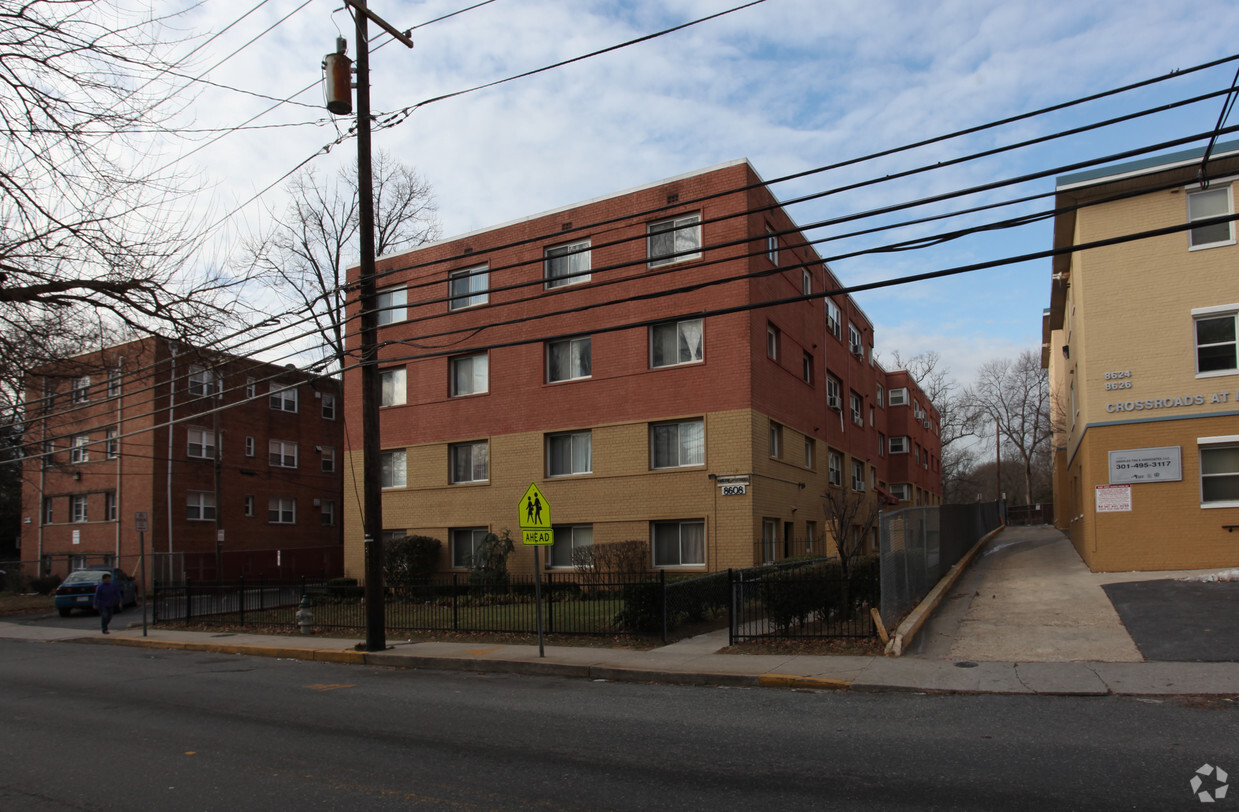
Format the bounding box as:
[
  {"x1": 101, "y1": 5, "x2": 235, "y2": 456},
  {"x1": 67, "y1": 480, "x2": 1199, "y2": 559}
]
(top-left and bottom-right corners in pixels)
[
  {"x1": 313, "y1": 498, "x2": 321, "y2": 507},
  {"x1": 827, "y1": 394, "x2": 841, "y2": 410},
  {"x1": 923, "y1": 418, "x2": 932, "y2": 429},
  {"x1": 853, "y1": 480, "x2": 866, "y2": 492}
]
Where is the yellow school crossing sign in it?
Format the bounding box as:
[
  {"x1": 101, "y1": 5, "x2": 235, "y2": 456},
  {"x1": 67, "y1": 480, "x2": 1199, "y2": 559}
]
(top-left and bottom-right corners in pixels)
[{"x1": 518, "y1": 483, "x2": 554, "y2": 546}]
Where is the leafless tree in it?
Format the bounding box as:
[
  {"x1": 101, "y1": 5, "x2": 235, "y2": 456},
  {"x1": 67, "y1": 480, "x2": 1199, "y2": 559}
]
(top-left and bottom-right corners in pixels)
[
  {"x1": 966, "y1": 350, "x2": 1052, "y2": 505},
  {"x1": 822, "y1": 486, "x2": 884, "y2": 579},
  {"x1": 244, "y1": 151, "x2": 441, "y2": 371},
  {"x1": 887, "y1": 350, "x2": 980, "y2": 501}
]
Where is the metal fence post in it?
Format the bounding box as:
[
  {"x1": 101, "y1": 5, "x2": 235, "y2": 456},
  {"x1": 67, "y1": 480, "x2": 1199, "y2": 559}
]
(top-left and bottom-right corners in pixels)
[
  {"x1": 545, "y1": 571, "x2": 554, "y2": 635},
  {"x1": 660, "y1": 570, "x2": 667, "y2": 645},
  {"x1": 185, "y1": 577, "x2": 192, "y2": 624},
  {"x1": 238, "y1": 576, "x2": 245, "y2": 627},
  {"x1": 452, "y1": 573, "x2": 459, "y2": 631},
  {"x1": 152, "y1": 579, "x2": 159, "y2": 624}
]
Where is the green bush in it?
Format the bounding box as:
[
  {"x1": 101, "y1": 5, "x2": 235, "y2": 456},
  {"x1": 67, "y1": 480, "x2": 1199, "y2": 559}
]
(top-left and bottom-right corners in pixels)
[
  {"x1": 614, "y1": 581, "x2": 662, "y2": 633},
  {"x1": 383, "y1": 535, "x2": 442, "y2": 586},
  {"x1": 325, "y1": 577, "x2": 364, "y2": 600}
]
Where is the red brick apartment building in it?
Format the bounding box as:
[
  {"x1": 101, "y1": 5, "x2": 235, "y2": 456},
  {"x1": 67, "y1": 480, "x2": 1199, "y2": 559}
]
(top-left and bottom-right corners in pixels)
[
  {"x1": 342, "y1": 160, "x2": 941, "y2": 577},
  {"x1": 20, "y1": 338, "x2": 344, "y2": 583}
]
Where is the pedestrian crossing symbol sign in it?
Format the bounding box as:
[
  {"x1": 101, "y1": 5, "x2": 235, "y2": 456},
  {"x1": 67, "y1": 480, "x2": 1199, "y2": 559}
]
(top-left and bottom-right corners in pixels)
[{"x1": 518, "y1": 483, "x2": 553, "y2": 546}]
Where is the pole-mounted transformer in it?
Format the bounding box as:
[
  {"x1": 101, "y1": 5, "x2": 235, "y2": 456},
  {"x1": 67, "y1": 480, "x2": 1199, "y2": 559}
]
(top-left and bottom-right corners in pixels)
[{"x1": 323, "y1": 37, "x2": 353, "y2": 115}]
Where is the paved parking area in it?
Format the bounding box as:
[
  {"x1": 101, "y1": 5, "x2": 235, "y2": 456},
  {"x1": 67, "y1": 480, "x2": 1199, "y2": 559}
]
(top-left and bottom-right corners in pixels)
[{"x1": 1101, "y1": 578, "x2": 1239, "y2": 662}]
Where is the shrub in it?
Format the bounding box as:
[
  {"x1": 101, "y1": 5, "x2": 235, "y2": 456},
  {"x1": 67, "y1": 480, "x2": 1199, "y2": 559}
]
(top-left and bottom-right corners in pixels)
[
  {"x1": 383, "y1": 535, "x2": 442, "y2": 586},
  {"x1": 28, "y1": 574, "x2": 61, "y2": 595},
  {"x1": 325, "y1": 577, "x2": 364, "y2": 600},
  {"x1": 614, "y1": 580, "x2": 662, "y2": 633},
  {"x1": 468, "y1": 529, "x2": 515, "y2": 590}
]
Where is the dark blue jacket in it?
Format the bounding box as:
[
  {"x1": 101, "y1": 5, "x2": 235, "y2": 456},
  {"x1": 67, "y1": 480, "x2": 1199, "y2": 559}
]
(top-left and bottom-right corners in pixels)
[{"x1": 94, "y1": 580, "x2": 121, "y2": 609}]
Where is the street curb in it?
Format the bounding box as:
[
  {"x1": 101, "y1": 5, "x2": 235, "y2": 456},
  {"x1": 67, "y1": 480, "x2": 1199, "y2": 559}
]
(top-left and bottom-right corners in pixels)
[
  {"x1": 98, "y1": 636, "x2": 366, "y2": 664},
  {"x1": 758, "y1": 674, "x2": 852, "y2": 690}
]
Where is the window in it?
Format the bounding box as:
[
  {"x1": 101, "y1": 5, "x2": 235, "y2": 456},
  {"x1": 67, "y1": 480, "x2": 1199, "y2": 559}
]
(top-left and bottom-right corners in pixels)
[
  {"x1": 650, "y1": 318, "x2": 703, "y2": 368},
  {"x1": 245, "y1": 436, "x2": 255, "y2": 457},
  {"x1": 652, "y1": 520, "x2": 705, "y2": 567},
  {"x1": 826, "y1": 299, "x2": 841, "y2": 339},
  {"x1": 766, "y1": 227, "x2": 778, "y2": 264},
  {"x1": 850, "y1": 392, "x2": 863, "y2": 425},
  {"x1": 851, "y1": 460, "x2": 866, "y2": 491},
  {"x1": 1195, "y1": 309, "x2": 1238, "y2": 374},
  {"x1": 450, "y1": 441, "x2": 489, "y2": 484},
  {"x1": 105, "y1": 492, "x2": 117, "y2": 521},
  {"x1": 648, "y1": 213, "x2": 701, "y2": 267},
  {"x1": 380, "y1": 368, "x2": 407, "y2": 406},
  {"x1": 547, "y1": 337, "x2": 591, "y2": 382},
  {"x1": 105, "y1": 429, "x2": 118, "y2": 459},
  {"x1": 890, "y1": 483, "x2": 911, "y2": 501},
  {"x1": 766, "y1": 324, "x2": 780, "y2": 360},
  {"x1": 545, "y1": 240, "x2": 591, "y2": 288},
  {"x1": 269, "y1": 440, "x2": 298, "y2": 468},
  {"x1": 878, "y1": 432, "x2": 886, "y2": 457},
  {"x1": 322, "y1": 393, "x2": 337, "y2": 420},
  {"x1": 244, "y1": 495, "x2": 254, "y2": 517},
  {"x1": 1188, "y1": 186, "x2": 1234, "y2": 249},
  {"x1": 651, "y1": 419, "x2": 705, "y2": 469},
  {"x1": 381, "y1": 450, "x2": 407, "y2": 489},
  {"x1": 451, "y1": 527, "x2": 489, "y2": 569},
  {"x1": 376, "y1": 285, "x2": 407, "y2": 325},
  {"x1": 802, "y1": 352, "x2": 813, "y2": 384},
  {"x1": 188, "y1": 365, "x2": 218, "y2": 397},
  {"x1": 187, "y1": 491, "x2": 215, "y2": 521},
  {"x1": 246, "y1": 378, "x2": 257, "y2": 399},
  {"x1": 108, "y1": 367, "x2": 122, "y2": 397},
  {"x1": 269, "y1": 383, "x2": 298, "y2": 413},
  {"x1": 888, "y1": 387, "x2": 909, "y2": 406},
  {"x1": 44, "y1": 498, "x2": 53, "y2": 524},
  {"x1": 828, "y1": 451, "x2": 842, "y2": 486},
  {"x1": 769, "y1": 422, "x2": 783, "y2": 459},
  {"x1": 827, "y1": 375, "x2": 842, "y2": 410},
  {"x1": 187, "y1": 428, "x2": 215, "y2": 459},
  {"x1": 848, "y1": 324, "x2": 864, "y2": 357},
  {"x1": 1200, "y1": 439, "x2": 1239, "y2": 505},
  {"x1": 890, "y1": 436, "x2": 909, "y2": 454},
  {"x1": 804, "y1": 437, "x2": 814, "y2": 469},
  {"x1": 549, "y1": 524, "x2": 593, "y2": 568},
  {"x1": 71, "y1": 494, "x2": 88, "y2": 523},
  {"x1": 70, "y1": 434, "x2": 89, "y2": 464},
  {"x1": 547, "y1": 431, "x2": 592, "y2": 477},
  {"x1": 876, "y1": 383, "x2": 884, "y2": 408},
  {"x1": 449, "y1": 265, "x2": 488, "y2": 310},
  {"x1": 802, "y1": 268, "x2": 812, "y2": 296},
  {"x1": 71, "y1": 376, "x2": 90, "y2": 403},
  {"x1": 805, "y1": 521, "x2": 817, "y2": 553},
  {"x1": 450, "y1": 353, "x2": 488, "y2": 396},
  {"x1": 268, "y1": 497, "x2": 296, "y2": 524},
  {"x1": 321, "y1": 446, "x2": 336, "y2": 472},
  {"x1": 321, "y1": 500, "x2": 336, "y2": 526}
]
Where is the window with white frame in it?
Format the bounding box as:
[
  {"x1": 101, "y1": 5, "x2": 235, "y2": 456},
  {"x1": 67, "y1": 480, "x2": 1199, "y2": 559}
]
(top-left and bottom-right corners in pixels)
[
  {"x1": 766, "y1": 227, "x2": 778, "y2": 264},
  {"x1": 890, "y1": 483, "x2": 911, "y2": 501},
  {"x1": 827, "y1": 375, "x2": 842, "y2": 410},
  {"x1": 187, "y1": 491, "x2": 215, "y2": 521},
  {"x1": 322, "y1": 393, "x2": 337, "y2": 420},
  {"x1": 320, "y1": 500, "x2": 336, "y2": 526},
  {"x1": 380, "y1": 367, "x2": 407, "y2": 406},
  {"x1": 449, "y1": 265, "x2": 488, "y2": 310},
  {"x1": 105, "y1": 492, "x2": 117, "y2": 521},
  {"x1": 652, "y1": 520, "x2": 705, "y2": 567},
  {"x1": 650, "y1": 318, "x2": 703, "y2": 368},
  {"x1": 245, "y1": 436, "x2": 255, "y2": 457},
  {"x1": 878, "y1": 432, "x2": 886, "y2": 457},
  {"x1": 888, "y1": 387, "x2": 909, "y2": 406},
  {"x1": 545, "y1": 240, "x2": 591, "y2": 288},
  {"x1": 801, "y1": 268, "x2": 812, "y2": 296},
  {"x1": 648, "y1": 213, "x2": 701, "y2": 267},
  {"x1": 70, "y1": 434, "x2": 89, "y2": 464},
  {"x1": 268, "y1": 497, "x2": 296, "y2": 524},
  {"x1": 246, "y1": 378, "x2": 257, "y2": 399},
  {"x1": 890, "y1": 435, "x2": 909, "y2": 454},
  {"x1": 828, "y1": 450, "x2": 842, "y2": 486},
  {"x1": 71, "y1": 376, "x2": 90, "y2": 403},
  {"x1": 44, "y1": 497, "x2": 53, "y2": 523},
  {"x1": 269, "y1": 383, "x2": 298, "y2": 412},
  {"x1": 802, "y1": 352, "x2": 813, "y2": 384},
  {"x1": 547, "y1": 431, "x2": 592, "y2": 477},
  {"x1": 851, "y1": 460, "x2": 865, "y2": 491},
  {"x1": 876, "y1": 383, "x2": 884, "y2": 408},
  {"x1": 450, "y1": 441, "x2": 489, "y2": 484},
  {"x1": 1188, "y1": 186, "x2": 1234, "y2": 249},
  {"x1": 269, "y1": 439, "x2": 298, "y2": 468},
  {"x1": 70, "y1": 494, "x2": 87, "y2": 522},
  {"x1": 108, "y1": 367, "x2": 121, "y2": 397},
  {"x1": 549, "y1": 524, "x2": 593, "y2": 568},
  {"x1": 450, "y1": 353, "x2": 488, "y2": 396},
  {"x1": 451, "y1": 527, "x2": 489, "y2": 568},
  {"x1": 767, "y1": 324, "x2": 780, "y2": 360},
  {"x1": 187, "y1": 428, "x2": 215, "y2": 459},
  {"x1": 244, "y1": 495, "x2": 254, "y2": 517},
  {"x1": 376, "y1": 285, "x2": 408, "y2": 325},
  {"x1": 381, "y1": 450, "x2": 407, "y2": 489},
  {"x1": 1195, "y1": 307, "x2": 1238, "y2": 374},
  {"x1": 826, "y1": 299, "x2": 841, "y2": 339},
  {"x1": 770, "y1": 422, "x2": 783, "y2": 458},
  {"x1": 650, "y1": 419, "x2": 705, "y2": 469},
  {"x1": 188, "y1": 365, "x2": 219, "y2": 397},
  {"x1": 848, "y1": 324, "x2": 864, "y2": 357},
  {"x1": 106, "y1": 429, "x2": 118, "y2": 459},
  {"x1": 1200, "y1": 438, "x2": 1239, "y2": 506},
  {"x1": 547, "y1": 337, "x2": 591, "y2": 382},
  {"x1": 321, "y1": 446, "x2": 336, "y2": 472},
  {"x1": 850, "y1": 392, "x2": 863, "y2": 425},
  {"x1": 804, "y1": 437, "x2": 814, "y2": 469}
]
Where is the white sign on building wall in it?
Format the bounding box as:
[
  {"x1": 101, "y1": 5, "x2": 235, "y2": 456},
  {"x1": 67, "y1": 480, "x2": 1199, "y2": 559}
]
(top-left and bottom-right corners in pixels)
[
  {"x1": 1095, "y1": 484, "x2": 1133, "y2": 513},
  {"x1": 1108, "y1": 446, "x2": 1182, "y2": 484}
]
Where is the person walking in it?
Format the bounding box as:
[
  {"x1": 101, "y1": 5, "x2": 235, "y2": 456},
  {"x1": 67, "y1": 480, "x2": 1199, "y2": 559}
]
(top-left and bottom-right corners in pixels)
[{"x1": 93, "y1": 573, "x2": 121, "y2": 634}]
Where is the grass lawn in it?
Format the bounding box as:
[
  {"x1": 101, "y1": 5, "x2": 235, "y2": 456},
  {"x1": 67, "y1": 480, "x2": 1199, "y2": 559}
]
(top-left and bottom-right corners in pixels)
[{"x1": 0, "y1": 593, "x2": 54, "y2": 616}]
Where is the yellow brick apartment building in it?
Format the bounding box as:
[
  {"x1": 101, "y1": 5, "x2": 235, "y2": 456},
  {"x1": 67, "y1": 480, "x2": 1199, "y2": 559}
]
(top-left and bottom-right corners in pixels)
[{"x1": 1044, "y1": 141, "x2": 1239, "y2": 570}]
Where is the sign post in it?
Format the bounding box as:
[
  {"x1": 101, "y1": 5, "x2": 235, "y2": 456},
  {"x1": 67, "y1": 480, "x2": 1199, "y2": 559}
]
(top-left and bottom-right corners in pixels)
[
  {"x1": 135, "y1": 512, "x2": 149, "y2": 637},
  {"x1": 518, "y1": 483, "x2": 553, "y2": 658}
]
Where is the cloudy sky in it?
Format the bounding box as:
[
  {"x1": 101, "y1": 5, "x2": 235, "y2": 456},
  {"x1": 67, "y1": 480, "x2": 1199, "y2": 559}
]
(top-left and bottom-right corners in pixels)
[{"x1": 168, "y1": 0, "x2": 1239, "y2": 386}]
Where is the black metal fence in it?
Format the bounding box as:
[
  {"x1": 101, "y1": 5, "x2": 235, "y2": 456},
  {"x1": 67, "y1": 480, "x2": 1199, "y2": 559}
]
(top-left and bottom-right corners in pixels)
[{"x1": 729, "y1": 559, "x2": 880, "y2": 643}]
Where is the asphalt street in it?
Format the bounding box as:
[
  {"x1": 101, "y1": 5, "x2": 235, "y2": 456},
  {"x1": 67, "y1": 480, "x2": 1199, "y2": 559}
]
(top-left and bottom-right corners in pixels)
[{"x1": 1102, "y1": 579, "x2": 1239, "y2": 662}]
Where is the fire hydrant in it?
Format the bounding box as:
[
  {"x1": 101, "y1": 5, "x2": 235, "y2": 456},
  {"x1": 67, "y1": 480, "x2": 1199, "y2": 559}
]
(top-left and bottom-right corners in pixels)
[{"x1": 295, "y1": 595, "x2": 314, "y2": 635}]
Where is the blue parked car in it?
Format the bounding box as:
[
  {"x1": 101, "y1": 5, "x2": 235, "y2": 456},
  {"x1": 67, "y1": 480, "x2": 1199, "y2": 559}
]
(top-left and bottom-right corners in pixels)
[{"x1": 54, "y1": 568, "x2": 138, "y2": 617}]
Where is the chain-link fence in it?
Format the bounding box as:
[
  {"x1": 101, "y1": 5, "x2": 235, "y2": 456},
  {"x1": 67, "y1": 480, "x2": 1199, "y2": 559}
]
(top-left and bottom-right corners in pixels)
[{"x1": 878, "y1": 502, "x2": 1003, "y2": 627}]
